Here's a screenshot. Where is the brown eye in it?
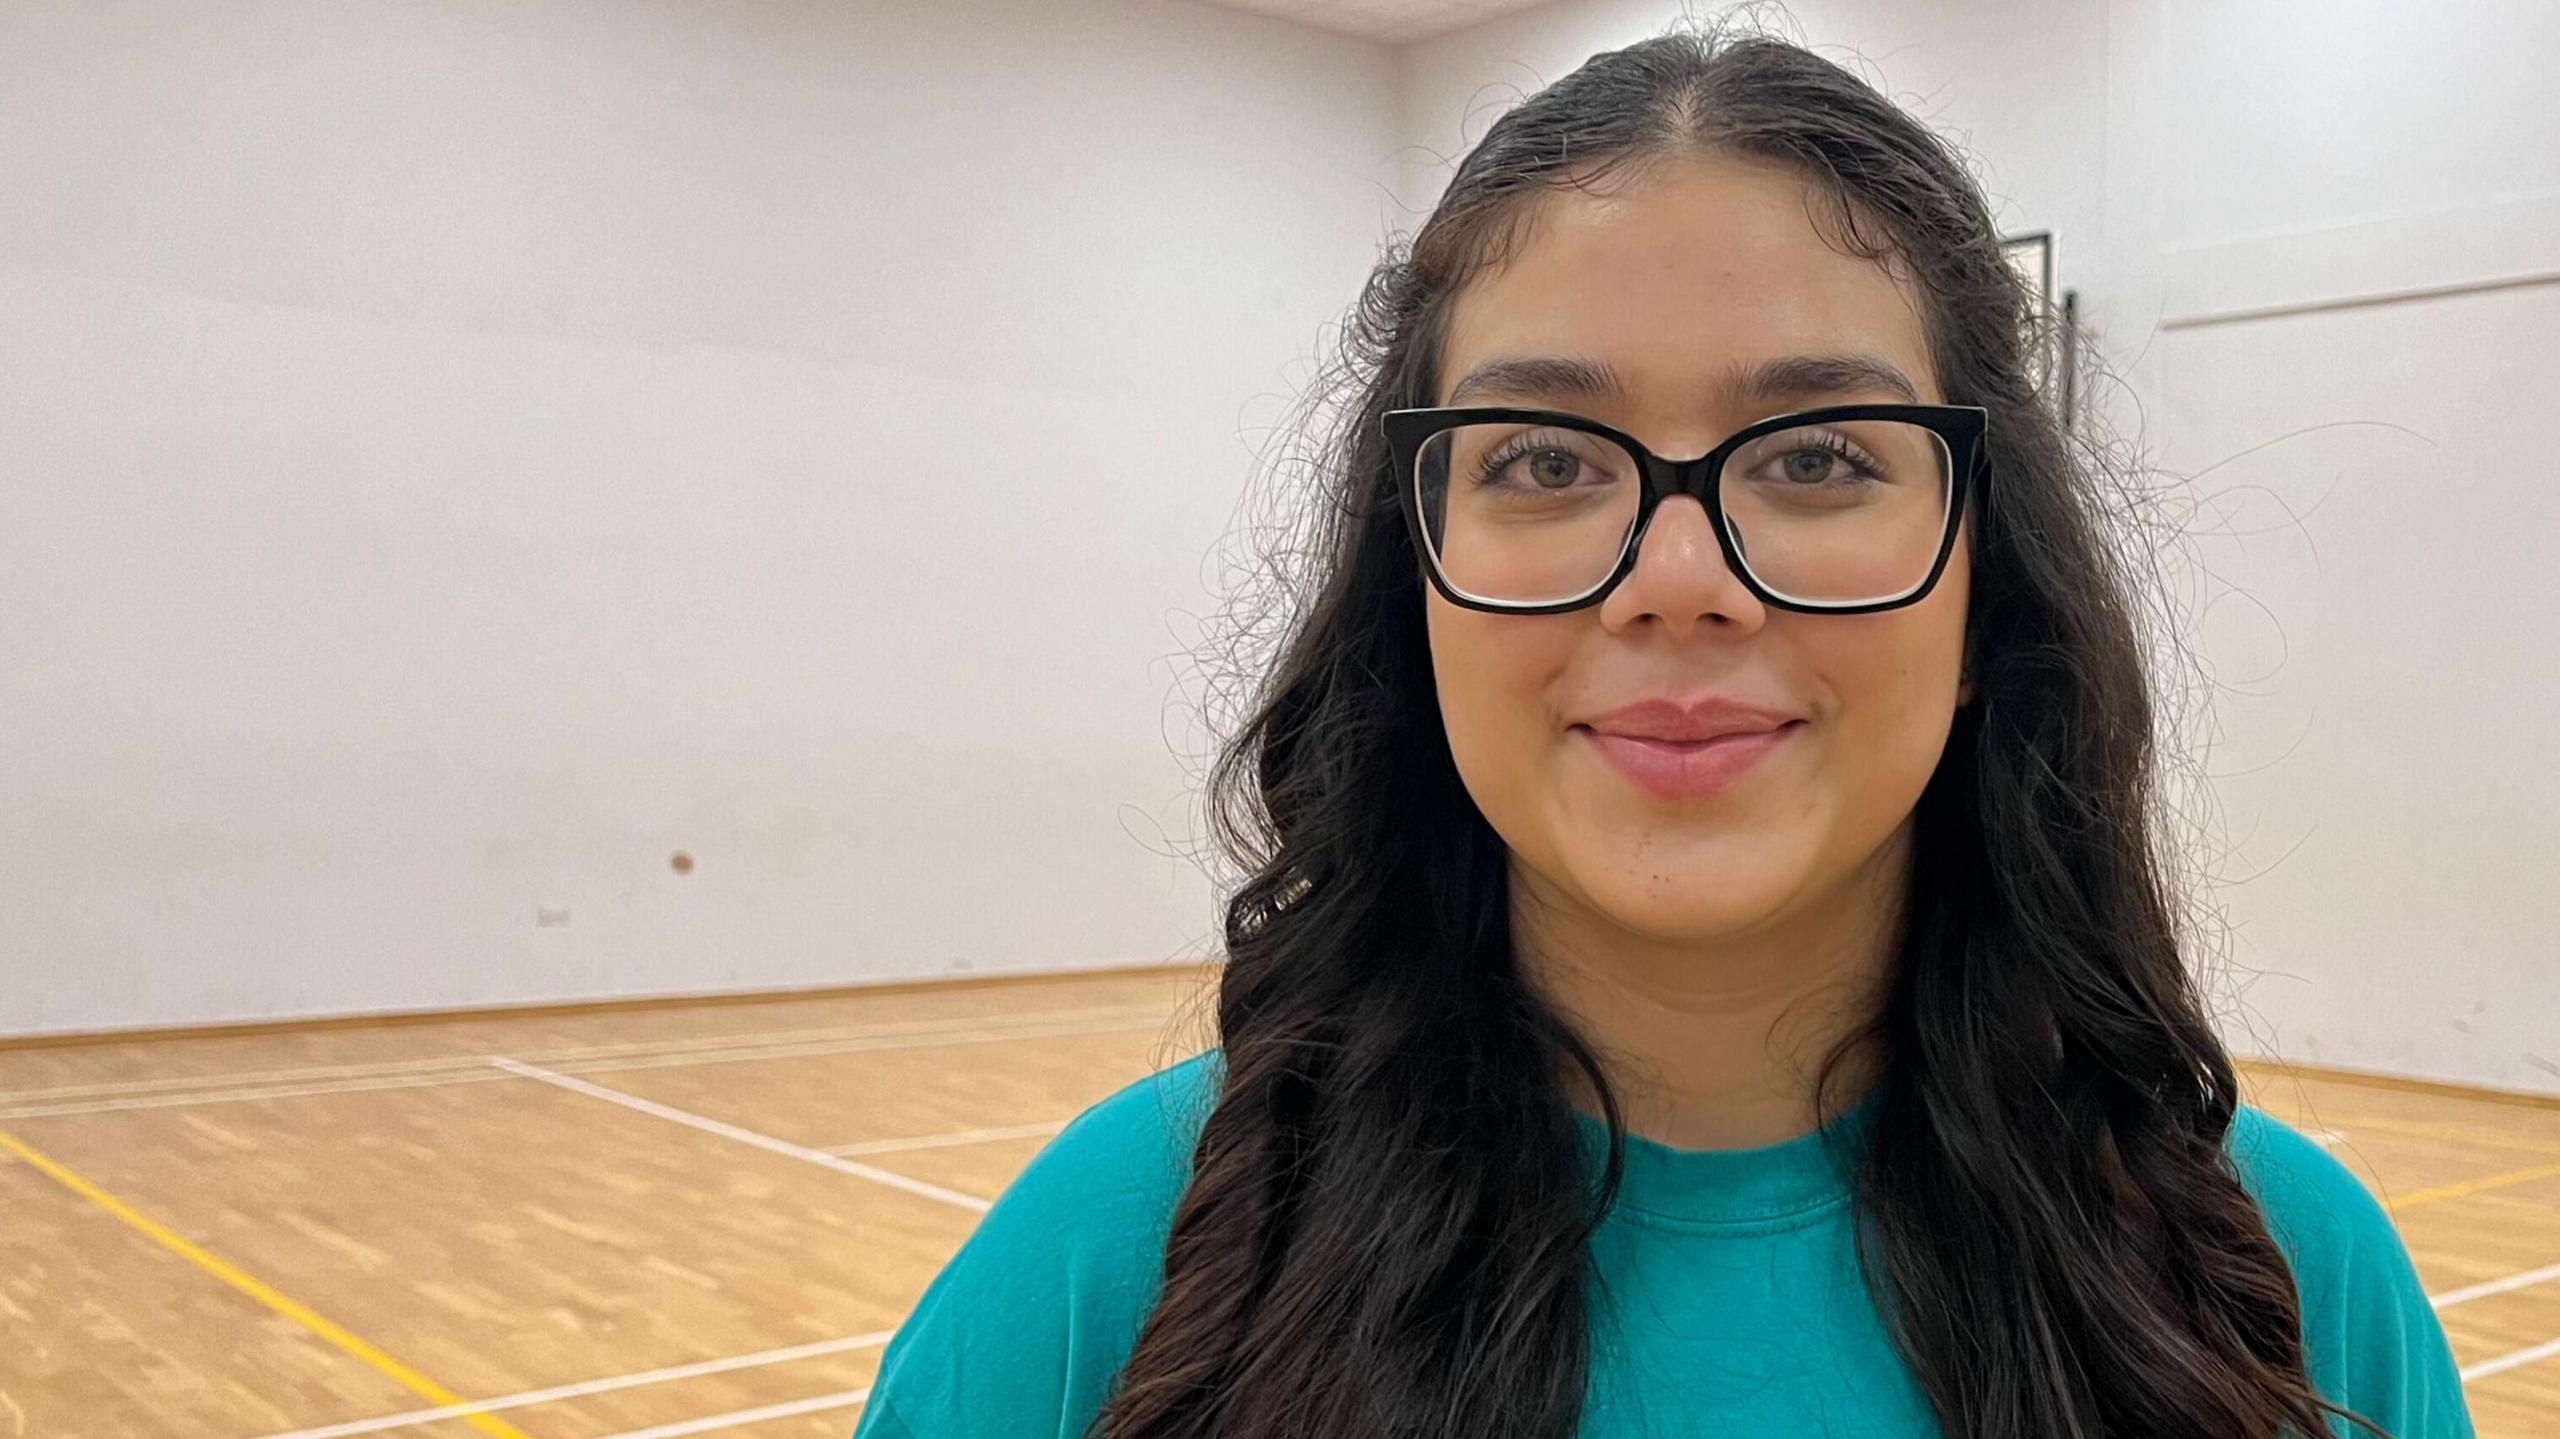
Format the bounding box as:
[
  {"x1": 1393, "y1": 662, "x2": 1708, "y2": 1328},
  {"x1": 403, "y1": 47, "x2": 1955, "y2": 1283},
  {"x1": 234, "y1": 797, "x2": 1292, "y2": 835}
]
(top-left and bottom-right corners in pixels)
[
  {"x1": 1473, "y1": 430, "x2": 1626, "y2": 494},
  {"x1": 1781, "y1": 448, "x2": 1842, "y2": 484},
  {"x1": 1522, "y1": 449, "x2": 1583, "y2": 489}
]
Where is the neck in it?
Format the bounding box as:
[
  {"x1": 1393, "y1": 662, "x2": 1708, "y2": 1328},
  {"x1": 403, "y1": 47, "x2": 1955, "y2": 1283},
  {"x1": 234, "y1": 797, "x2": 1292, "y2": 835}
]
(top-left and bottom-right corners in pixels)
[{"x1": 1520, "y1": 820, "x2": 1907, "y2": 1151}]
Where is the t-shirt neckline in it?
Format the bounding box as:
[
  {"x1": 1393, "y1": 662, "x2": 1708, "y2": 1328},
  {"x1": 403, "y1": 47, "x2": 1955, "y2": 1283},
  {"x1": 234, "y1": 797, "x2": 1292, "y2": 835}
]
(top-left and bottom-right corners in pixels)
[{"x1": 1569, "y1": 1085, "x2": 1881, "y2": 1232}]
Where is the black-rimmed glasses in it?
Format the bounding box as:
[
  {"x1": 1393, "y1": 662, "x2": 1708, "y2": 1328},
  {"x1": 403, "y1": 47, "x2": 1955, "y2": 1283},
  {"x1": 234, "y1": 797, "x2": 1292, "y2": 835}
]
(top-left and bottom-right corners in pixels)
[{"x1": 1381, "y1": 403, "x2": 1989, "y2": 615}]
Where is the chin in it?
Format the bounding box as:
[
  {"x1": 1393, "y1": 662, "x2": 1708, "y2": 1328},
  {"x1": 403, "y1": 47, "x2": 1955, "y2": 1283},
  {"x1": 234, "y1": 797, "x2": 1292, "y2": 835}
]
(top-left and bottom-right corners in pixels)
[{"x1": 1573, "y1": 865, "x2": 1798, "y2": 942}]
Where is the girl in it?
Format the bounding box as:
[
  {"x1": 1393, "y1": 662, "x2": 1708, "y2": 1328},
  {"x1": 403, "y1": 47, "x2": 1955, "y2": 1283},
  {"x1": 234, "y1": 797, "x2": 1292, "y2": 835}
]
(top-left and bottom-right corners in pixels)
[{"x1": 854, "y1": 22, "x2": 2472, "y2": 1439}]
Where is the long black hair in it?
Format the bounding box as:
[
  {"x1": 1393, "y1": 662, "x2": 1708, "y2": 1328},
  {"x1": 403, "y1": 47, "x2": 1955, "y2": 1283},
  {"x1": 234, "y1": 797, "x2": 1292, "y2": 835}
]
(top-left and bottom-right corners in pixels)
[{"x1": 1101, "y1": 17, "x2": 2383, "y2": 1439}]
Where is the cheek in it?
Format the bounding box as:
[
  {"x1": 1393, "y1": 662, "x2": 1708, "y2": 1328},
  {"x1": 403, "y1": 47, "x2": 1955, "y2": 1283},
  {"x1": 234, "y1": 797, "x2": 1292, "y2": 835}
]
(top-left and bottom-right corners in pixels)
[
  {"x1": 1423, "y1": 595, "x2": 1573, "y2": 820},
  {"x1": 1829, "y1": 621, "x2": 1961, "y2": 774},
  {"x1": 1821, "y1": 564, "x2": 1970, "y2": 805}
]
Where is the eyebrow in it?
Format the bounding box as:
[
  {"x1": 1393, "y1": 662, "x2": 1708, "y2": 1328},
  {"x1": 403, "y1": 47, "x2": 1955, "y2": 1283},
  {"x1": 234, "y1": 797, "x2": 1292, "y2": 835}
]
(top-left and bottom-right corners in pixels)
[{"x1": 1443, "y1": 351, "x2": 1923, "y2": 409}]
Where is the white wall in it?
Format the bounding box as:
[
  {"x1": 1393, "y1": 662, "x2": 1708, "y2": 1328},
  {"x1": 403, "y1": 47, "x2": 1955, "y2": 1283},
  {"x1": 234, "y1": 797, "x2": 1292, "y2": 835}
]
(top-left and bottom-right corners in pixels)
[
  {"x1": 1398, "y1": 0, "x2": 2559, "y2": 1098},
  {"x1": 9, "y1": 0, "x2": 2551, "y2": 1101},
  {"x1": 0, "y1": 0, "x2": 1401, "y2": 1033},
  {"x1": 2121, "y1": 0, "x2": 2559, "y2": 1099}
]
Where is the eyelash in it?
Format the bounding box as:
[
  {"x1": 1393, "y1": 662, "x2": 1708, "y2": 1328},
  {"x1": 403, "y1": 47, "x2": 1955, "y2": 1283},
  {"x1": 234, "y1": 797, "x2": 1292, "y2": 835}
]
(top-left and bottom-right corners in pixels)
[
  {"x1": 1471, "y1": 429, "x2": 1883, "y2": 488},
  {"x1": 1773, "y1": 431, "x2": 1883, "y2": 484},
  {"x1": 1472, "y1": 431, "x2": 1585, "y2": 487}
]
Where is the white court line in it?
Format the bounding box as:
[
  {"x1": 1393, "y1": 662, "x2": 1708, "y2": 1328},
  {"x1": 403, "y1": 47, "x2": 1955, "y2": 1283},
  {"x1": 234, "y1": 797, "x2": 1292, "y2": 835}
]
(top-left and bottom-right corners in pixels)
[
  {"x1": 2433, "y1": 1259, "x2": 2560, "y2": 1385},
  {"x1": 587, "y1": 1389, "x2": 867, "y2": 1439},
  {"x1": 0, "y1": 1002, "x2": 1170, "y2": 1106},
  {"x1": 2433, "y1": 1259, "x2": 2560, "y2": 1310},
  {"x1": 2463, "y1": 1334, "x2": 2560, "y2": 1384},
  {"x1": 0, "y1": 1016, "x2": 1167, "y2": 1121},
  {"x1": 555, "y1": 1019, "x2": 1162, "y2": 1080},
  {"x1": 828, "y1": 1119, "x2": 1070, "y2": 1156},
  {"x1": 0, "y1": 1053, "x2": 495, "y2": 1104},
  {"x1": 0, "y1": 1067, "x2": 523, "y2": 1121},
  {"x1": 491, "y1": 1057, "x2": 992, "y2": 1212},
  {"x1": 246, "y1": 1332, "x2": 891, "y2": 1439}
]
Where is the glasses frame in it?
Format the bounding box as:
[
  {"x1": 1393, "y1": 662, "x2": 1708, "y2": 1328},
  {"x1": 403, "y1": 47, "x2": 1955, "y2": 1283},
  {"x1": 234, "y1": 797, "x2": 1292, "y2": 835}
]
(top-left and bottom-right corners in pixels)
[{"x1": 1381, "y1": 401, "x2": 1991, "y2": 615}]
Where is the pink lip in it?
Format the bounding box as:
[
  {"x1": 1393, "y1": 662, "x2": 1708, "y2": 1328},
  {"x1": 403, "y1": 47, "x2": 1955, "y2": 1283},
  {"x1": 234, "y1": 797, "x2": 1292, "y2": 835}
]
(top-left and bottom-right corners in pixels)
[{"x1": 1575, "y1": 719, "x2": 1803, "y2": 800}]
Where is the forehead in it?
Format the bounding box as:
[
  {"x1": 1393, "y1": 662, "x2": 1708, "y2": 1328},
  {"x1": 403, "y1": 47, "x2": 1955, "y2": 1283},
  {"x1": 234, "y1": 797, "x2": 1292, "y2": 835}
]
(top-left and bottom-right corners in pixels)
[{"x1": 1436, "y1": 154, "x2": 1940, "y2": 418}]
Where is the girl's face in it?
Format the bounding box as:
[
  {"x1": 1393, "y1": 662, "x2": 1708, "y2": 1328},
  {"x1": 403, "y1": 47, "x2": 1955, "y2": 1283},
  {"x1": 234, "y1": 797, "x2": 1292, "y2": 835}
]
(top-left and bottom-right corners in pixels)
[{"x1": 1425, "y1": 154, "x2": 1972, "y2": 948}]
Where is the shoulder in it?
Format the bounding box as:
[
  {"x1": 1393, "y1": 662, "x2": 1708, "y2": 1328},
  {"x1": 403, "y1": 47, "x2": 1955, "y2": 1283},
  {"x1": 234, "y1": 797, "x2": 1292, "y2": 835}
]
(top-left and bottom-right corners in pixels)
[
  {"x1": 998, "y1": 1045, "x2": 1226, "y2": 1280},
  {"x1": 2224, "y1": 1103, "x2": 2477, "y2": 1437},
  {"x1": 855, "y1": 1047, "x2": 1227, "y2": 1439},
  {"x1": 1037, "y1": 1044, "x2": 1228, "y2": 1215},
  {"x1": 2225, "y1": 1104, "x2": 2379, "y2": 1292}
]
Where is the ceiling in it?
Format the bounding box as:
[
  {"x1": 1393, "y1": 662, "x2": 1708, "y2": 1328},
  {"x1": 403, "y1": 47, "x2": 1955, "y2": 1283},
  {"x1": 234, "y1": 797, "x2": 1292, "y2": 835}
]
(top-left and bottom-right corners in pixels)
[{"x1": 1182, "y1": 0, "x2": 1562, "y2": 44}]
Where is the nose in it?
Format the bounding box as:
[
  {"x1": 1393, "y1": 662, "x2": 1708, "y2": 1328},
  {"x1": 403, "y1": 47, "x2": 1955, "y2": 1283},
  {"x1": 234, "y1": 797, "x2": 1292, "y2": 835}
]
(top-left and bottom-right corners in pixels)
[{"x1": 1596, "y1": 494, "x2": 1768, "y2": 639}]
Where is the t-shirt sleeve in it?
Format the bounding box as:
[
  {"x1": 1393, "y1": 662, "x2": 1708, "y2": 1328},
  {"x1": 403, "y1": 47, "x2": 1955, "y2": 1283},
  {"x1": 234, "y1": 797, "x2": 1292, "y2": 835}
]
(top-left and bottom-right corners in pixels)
[
  {"x1": 849, "y1": 1392, "x2": 921, "y2": 1439},
  {"x1": 2228, "y1": 1105, "x2": 2477, "y2": 1439},
  {"x1": 852, "y1": 1050, "x2": 1220, "y2": 1439}
]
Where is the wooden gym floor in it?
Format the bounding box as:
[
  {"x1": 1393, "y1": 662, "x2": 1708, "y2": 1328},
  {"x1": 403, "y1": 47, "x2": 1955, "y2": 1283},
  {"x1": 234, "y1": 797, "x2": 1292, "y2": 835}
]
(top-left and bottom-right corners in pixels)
[{"x1": 0, "y1": 963, "x2": 2552, "y2": 1438}]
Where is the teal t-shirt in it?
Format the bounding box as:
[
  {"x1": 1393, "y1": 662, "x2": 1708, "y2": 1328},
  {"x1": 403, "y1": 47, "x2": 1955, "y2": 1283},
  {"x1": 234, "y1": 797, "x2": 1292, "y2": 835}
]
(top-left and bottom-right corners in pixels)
[{"x1": 851, "y1": 1048, "x2": 2474, "y2": 1438}]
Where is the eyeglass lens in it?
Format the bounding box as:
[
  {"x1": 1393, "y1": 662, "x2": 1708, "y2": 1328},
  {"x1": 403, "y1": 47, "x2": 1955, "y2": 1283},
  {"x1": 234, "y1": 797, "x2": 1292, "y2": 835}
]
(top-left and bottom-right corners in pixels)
[{"x1": 1412, "y1": 418, "x2": 1954, "y2": 606}]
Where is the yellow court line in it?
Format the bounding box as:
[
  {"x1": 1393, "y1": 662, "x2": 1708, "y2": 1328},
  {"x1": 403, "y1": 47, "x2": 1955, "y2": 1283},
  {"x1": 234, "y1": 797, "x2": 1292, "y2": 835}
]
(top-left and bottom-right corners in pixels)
[
  {"x1": 2386, "y1": 1158, "x2": 2560, "y2": 1213},
  {"x1": 0, "y1": 1125, "x2": 533, "y2": 1439}
]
